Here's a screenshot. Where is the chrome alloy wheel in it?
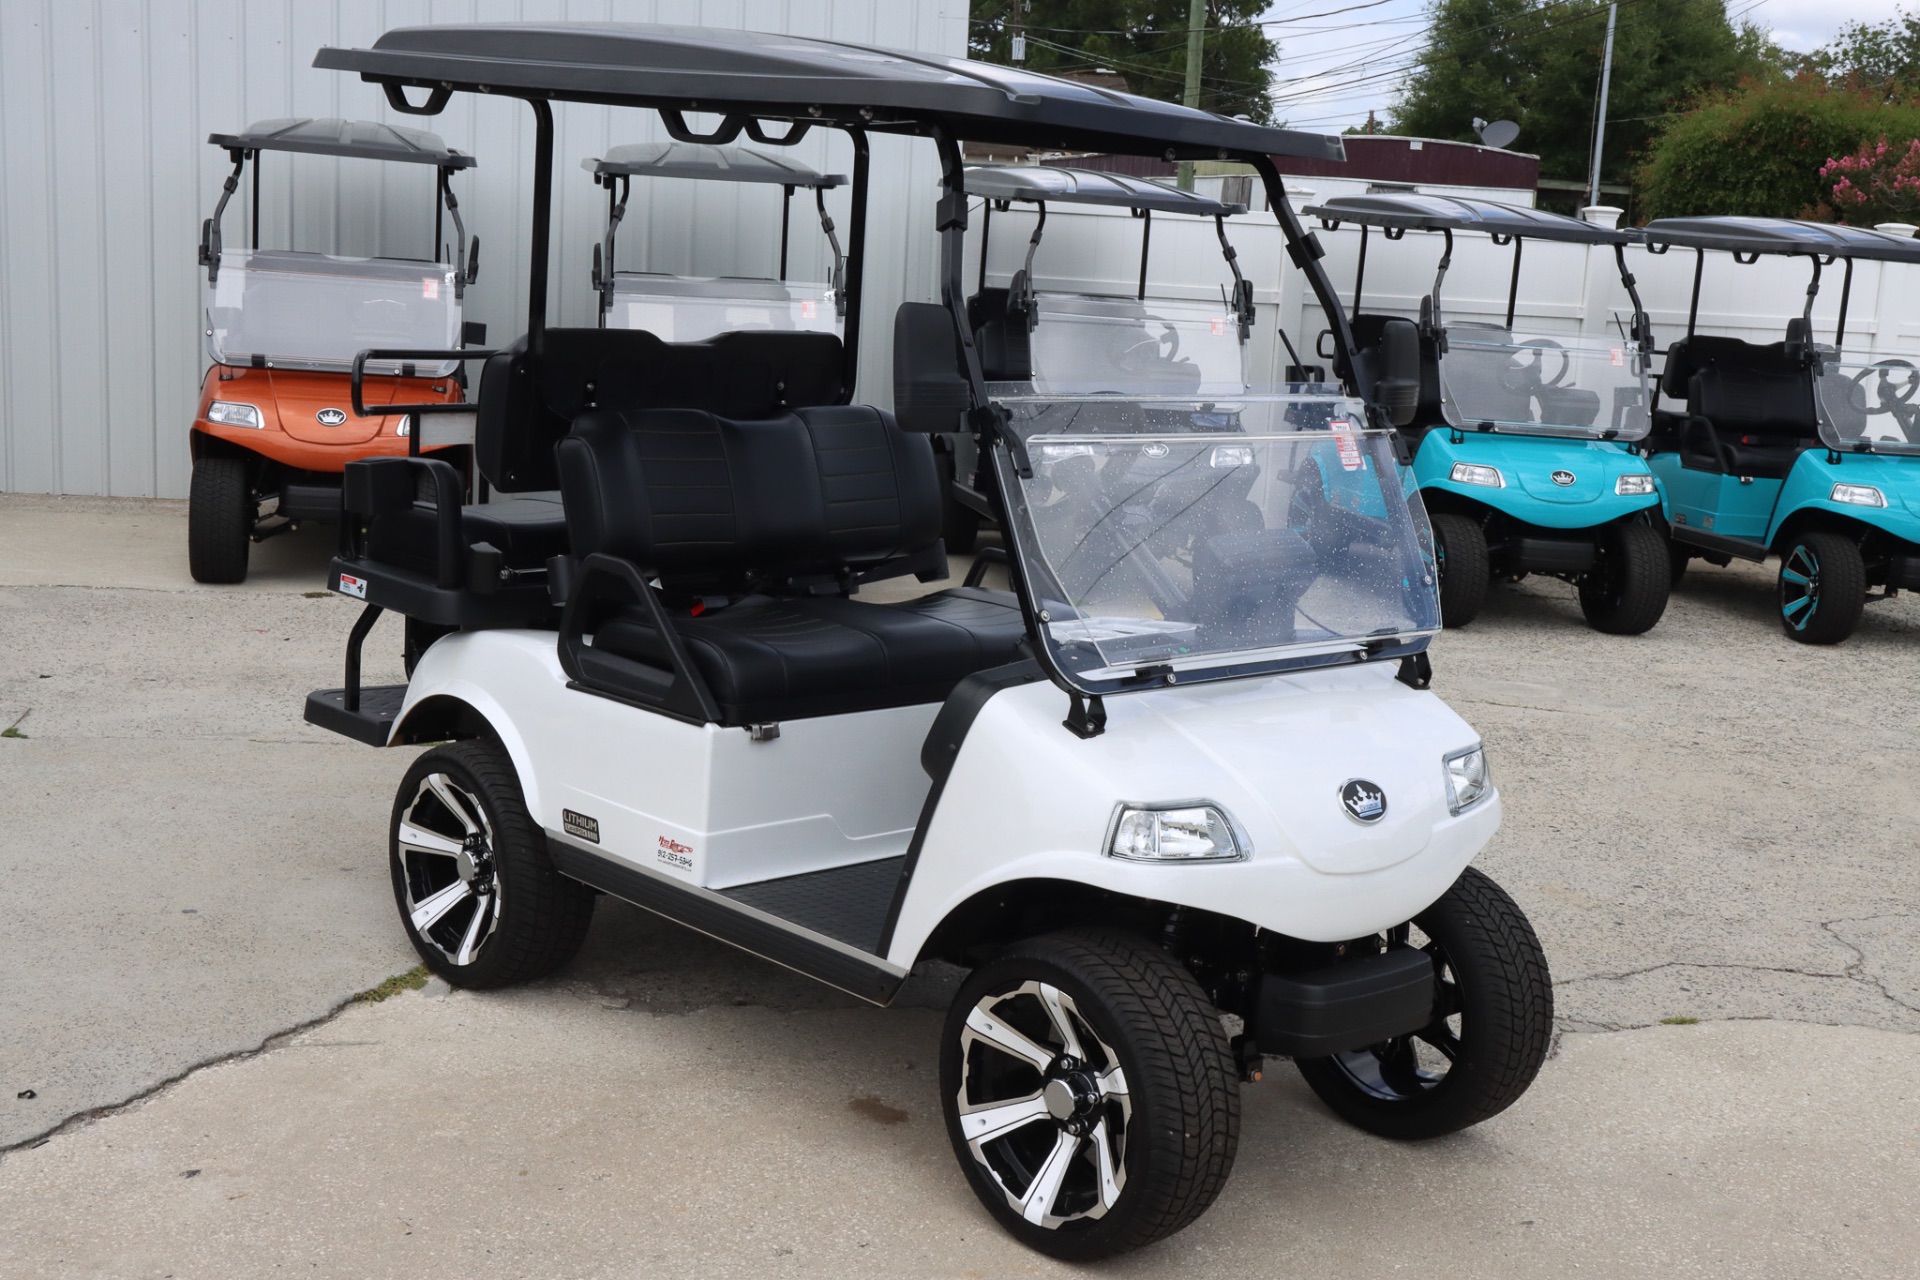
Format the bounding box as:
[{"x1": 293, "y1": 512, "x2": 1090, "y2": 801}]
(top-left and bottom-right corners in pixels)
[
  {"x1": 1780, "y1": 543, "x2": 1820, "y2": 632},
  {"x1": 955, "y1": 981, "x2": 1132, "y2": 1229},
  {"x1": 395, "y1": 772, "x2": 502, "y2": 967}
]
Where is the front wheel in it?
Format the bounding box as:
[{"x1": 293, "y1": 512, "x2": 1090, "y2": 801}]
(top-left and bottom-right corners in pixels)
[
  {"x1": 940, "y1": 931, "x2": 1239, "y2": 1261},
  {"x1": 187, "y1": 455, "x2": 252, "y2": 584},
  {"x1": 1295, "y1": 866, "x2": 1553, "y2": 1141},
  {"x1": 1430, "y1": 512, "x2": 1489, "y2": 627},
  {"x1": 390, "y1": 740, "x2": 596, "y2": 988},
  {"x1": 1778, "y1": 531, "x2": 1866, "y2": 644},
  {"x1": 1578, "y1": 522, "x2": 1670, "y2": 635}
]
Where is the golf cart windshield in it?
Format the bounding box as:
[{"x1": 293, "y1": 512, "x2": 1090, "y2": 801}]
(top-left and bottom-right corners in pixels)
[
  {"x1": 994, "y1": 391, "x2": 1437, "y2": 692},
  {"x1": 607, "y1": 274, "x2": 841, "y2": 341},
  {"x1": 1029, "y1": 295, "x2": 1249, "y2": 396},
  {"x1": 1439, "y1": 326, "x2": 1651, "y2": 441},
  {"x1": 205, "y1": 249, "x2": 463, "y2": 376},
  {"x1": 1814, "y1": 353, "x2": 1920, "y2": 455}
]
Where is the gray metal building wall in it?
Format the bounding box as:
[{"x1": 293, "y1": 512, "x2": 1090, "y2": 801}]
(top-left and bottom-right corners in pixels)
[{"x1": 0, "y1": 1, "x2": 963, "y2": 499}]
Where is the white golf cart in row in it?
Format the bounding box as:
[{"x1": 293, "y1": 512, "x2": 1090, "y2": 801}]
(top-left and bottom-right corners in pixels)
[{"x1": 303, "y1": 23, "x2": 1552, "y2": 1259}]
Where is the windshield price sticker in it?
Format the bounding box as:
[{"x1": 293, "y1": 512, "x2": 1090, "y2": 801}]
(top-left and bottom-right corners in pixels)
[
  {"x1": 1211, "y1": 317, "x2": 1226, "y2": 337},
  {"x1": 1331, "y1": 418, "x2": 1365, "y2": 471},
  {"x1": 1611, "y1": 347, "x2": 1625, "y2": 366},
  {"x1": 800, "y1": 299, "x2": 818, "y2": 320},
  {"x1": 422, "y1": 277, "x2": 440, "y2": 300}
]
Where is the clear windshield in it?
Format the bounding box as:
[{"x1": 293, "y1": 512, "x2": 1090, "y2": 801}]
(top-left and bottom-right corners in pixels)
[
  {"x1": 606, "y1": 273, "x2": 843, "y2": 341},
  {"x1": 995, "y1": 394, "x2": 1437, "y2": 692},
  {"x1": 205, "y1": 249, "x2": 461, "y2": 376},
  {"x1": 1814, "y1": 352, "x2": 1920, "y2": 455},
  {"x1": 1027, "y1": 294, "x2": 1248, "y2": 397},
  {"x1": 1439, "y1": 326, "x2": 1651, "y2": 441}
]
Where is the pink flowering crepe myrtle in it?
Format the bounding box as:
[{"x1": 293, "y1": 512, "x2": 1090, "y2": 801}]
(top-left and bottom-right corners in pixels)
[{"x1": 1821, "y1": 137, "x2": 1920, "y2": 224}]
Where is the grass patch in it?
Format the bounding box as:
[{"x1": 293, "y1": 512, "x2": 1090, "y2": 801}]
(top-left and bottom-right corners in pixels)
[
  {"x1": 1660, "y1": 1015, "x2": 1700, "y2": 1026},
  {"x1": 3, "y1": 709, "x2": 28, "y2": 739},
  {"x1": 355, "y1": 966, "x2": 431, "y2": 1003}
]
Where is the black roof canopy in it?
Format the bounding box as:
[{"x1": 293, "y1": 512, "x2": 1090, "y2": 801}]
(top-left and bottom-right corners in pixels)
[
  {"x1": 313, "y1": 23, "x2": 1345, "y2": 163},
  {"x1": 1637, "y1": 216, "x2": 1920, "y2": 263},
  {"x1": 965, "y1": 165, "x2": 1244, "y2": 215},
  {"x1": 587, "y1": 141, "x2": 843, "y2": 187},
  {"x1": 1305, "y1": 194, "x2": 1625, "y2": 245},
  {"x1": 207, "y1": 117, "x2": 474, "y2": 168}
]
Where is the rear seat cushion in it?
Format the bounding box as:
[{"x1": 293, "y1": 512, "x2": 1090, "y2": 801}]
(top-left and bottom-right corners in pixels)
[
  {"x1": 367, "y1": 492, "x2": 569, "y2": 579},
  {"x1": 590, "y1": 588, "x2": 1027, "y2": 721}
]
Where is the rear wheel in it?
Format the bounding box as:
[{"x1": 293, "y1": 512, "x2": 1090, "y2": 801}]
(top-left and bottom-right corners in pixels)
[
  {"x1": 939, "y1": 449, "x2": 981, "y2": 555},
  {"x1": 187, "y1": 455, "x2": 252, "y2": 584},
  {"x1": 390, "y1": 739, "x2": 595, "y2": 988},
  {"x1": 1295, "y1": 866, "x2": 1552, "y2": 1141},
  {"x1": 1430, "y1": 512, "x2": 1489, "y2": 627},
  {"x1": 940, "y1": 931, "x2": 1239, "y2": 1260},
  {"x1": 1778, "y1": 531, "x2": 1866, "y2": 645},
  {"x1": 1578, "y1": 522, "x2": 1670, "y2": 635}
]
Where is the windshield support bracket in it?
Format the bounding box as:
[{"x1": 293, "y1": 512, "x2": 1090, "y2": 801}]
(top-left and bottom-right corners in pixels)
[
  {"x1": 1394, "y1": 650, "x2": 1432, "y2": 690},
  {"x1": 1063, "y1": 690, "x2": 1107, "y2": 740}
]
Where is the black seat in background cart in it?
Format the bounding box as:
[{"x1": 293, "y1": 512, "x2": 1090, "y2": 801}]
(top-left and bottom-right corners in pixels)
[
  {"x1": 333, "y1": 326, "x2": 847, "y2": 627},
  {"x1": 555, "y1": 402, "x2": 1026, "y2": 724},
  {"x1": 1660, "y1": 330, "x2": 1817, "y2": 479}
]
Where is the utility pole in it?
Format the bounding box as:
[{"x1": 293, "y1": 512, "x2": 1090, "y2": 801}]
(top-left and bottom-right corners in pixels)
[
  {"x1": 1586, "y1": 1, "x2": 1618, "y2": 208},
  {"x1": 1177, "y1": 0, "x2": 1206, "y2": 190}
]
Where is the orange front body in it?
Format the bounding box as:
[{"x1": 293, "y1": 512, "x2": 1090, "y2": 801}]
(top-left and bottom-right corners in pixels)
[{"x1": 190, "y1": 365, "x2": 466, "y2": 473}]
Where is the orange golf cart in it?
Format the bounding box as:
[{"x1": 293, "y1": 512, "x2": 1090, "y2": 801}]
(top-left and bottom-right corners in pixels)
[{"x1": 190, "y1": 118, "x2": 481, "y2": 582}]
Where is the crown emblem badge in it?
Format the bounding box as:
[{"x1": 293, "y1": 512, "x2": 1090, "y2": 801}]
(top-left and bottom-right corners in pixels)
[{"x1": 1340, "y1": 779, "x2": 1387, "y2": 824}]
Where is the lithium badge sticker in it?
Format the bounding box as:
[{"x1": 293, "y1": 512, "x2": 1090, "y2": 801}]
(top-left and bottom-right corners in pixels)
[
  {"x1": 337, "y1": 573, "x2": 368, "y2": 599},
  {"x1": 1331, "y1": 419, "x2": 1365, "y2": 471}
]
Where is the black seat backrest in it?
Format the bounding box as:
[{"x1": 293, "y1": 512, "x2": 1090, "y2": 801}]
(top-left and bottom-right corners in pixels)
[
  {"x1": 556, "y1": 404, "x2": 941, "y2": 594},
  {"x1": 1679, "y1": 336, "x2": 1816, "y2": 439},
  {"x1": 476, "y1": 328, "x2": 845, "y2": 493},
  {"x1": 967, "y1": 286, "x2": 1034, "y2": 382}
]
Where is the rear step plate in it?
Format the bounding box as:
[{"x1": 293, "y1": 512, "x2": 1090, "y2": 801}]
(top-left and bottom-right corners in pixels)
[{"x1": 305, "y1": 685, "x2": 408, "y2": 746}]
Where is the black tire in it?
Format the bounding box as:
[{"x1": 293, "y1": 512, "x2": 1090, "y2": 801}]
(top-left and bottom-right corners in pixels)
[
  {"x1": 940, "y1": 931, "x2": 1239, "y2": 1261},
  {"x1": 1578, "y1": 522, "x2": 1670, "y2": 635},
  {"x1": 1778, "y1": 530, "x2": 1866, "y2": 645},
  {"x1": 1430, "y1": 512, "x2": 1489, "y2": 627},
  {"x1": 389, "y1": 739, "x2": 595, "y2": 989},
  {"x1": 1296, "y1": 865, "x2": 1553, "y2": 1141},
  {"x1": 187, "y1": 455, "x2": 252, "y2": 584},
  {"x1": 1667, "y1": 539, "x2": 1691, "y2": 589},
  {"x1": 939, "y1": 448, "x2": 981, "y2": 555}
]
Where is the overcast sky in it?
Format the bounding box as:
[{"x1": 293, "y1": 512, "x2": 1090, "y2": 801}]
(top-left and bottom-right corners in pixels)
[{"x1": 1263, "y1": 0, "x2": 1914, "y2": 134}]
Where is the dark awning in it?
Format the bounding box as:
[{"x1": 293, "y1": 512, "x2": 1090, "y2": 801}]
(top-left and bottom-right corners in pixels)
[
  {"x1": 964, "y1": 165, "x2": 1243, "y2": 215},
  {"x1": 313, "y1": 24, "x2": 1345, "y2": 163},
  {"x1": 586, "y1": 142, "x2": 843, "y2": 187},
  {"x1": 1305, "y1": 194, "x2": 1624, "y2": 245},
  {"x1": 1637, "y1": 216, "x2": 1920, "y2": 263},
  {"x1": 206, "y1": 117, "x2": 474, "y2": 168}
]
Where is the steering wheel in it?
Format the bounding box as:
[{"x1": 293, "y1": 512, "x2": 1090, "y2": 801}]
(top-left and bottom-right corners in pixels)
[
  {"x1": 1844, "y1": 359, "x2": 1920, "y2": 415},
  {"x1": 1498, "y1": 338, "x2": 1572, "y2": 393},
  {"x1": 1115, "y1": 321, "x2": 1181, "y2": 373}
]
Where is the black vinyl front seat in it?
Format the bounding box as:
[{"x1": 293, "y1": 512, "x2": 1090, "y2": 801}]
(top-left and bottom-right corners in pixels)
[
  {"x1": 1663, "y1": 332, "x2": 1817, "y2": 479},
  {"x1": 556, "y1": 403, "x2": 1026, "y2": 724}
]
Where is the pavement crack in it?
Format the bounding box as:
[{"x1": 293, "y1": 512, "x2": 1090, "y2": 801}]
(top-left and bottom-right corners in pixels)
[{"x1": 1820, "y1": 915, "x2": 1920, "y2": 1015}]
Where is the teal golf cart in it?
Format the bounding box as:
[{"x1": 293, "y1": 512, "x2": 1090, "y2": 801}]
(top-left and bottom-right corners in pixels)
[
  {"x1": 1639, "y1": 217, "x2": 1920, "y2": 644},
  {"x1": 1307, "y1": 195, "x2": 1668, "y2": 633}
]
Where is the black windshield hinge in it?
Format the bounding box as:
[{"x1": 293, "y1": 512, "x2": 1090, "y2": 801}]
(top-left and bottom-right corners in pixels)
[
  {"x1": 1064, "y1": 691, "x2": 1107, "y2": 739},
  {"x1": 1395, "y1": 650, "x2": 1432, "y2": 690},
  {"x1": 937, "y1": 190, "x2": 969, "y2": 233},
  {"x1": 1285, "y1": 232, "x2": 1325, "y2": 269}
]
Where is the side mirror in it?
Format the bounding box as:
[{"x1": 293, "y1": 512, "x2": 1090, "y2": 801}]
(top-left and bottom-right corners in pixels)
[
  {"x1": 1373, "y1": 316, "x2": 1421, "y2": 428},
  {"x1": 461, "y1": 321, "x2": 488, "y2": 347},
  {"x1": 466, "y1": 236, "x2": 481, "y2": 286},
  {"x1": 893, "y1": 303, "x2": 972, "y2": 433}
]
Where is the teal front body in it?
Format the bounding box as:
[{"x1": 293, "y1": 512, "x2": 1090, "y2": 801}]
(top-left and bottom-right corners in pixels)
[
  {"x1": 1411, "y1": 431, "x2": 1662, "y2": 530},
  {"x1": 1651, "y1": 448, "x2": 1920, "y2": 550}
]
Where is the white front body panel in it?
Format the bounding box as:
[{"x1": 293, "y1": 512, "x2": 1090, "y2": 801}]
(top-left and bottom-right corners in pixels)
[{"x1": 396, "y1": 632, "x2": 1498, "y2": 973}]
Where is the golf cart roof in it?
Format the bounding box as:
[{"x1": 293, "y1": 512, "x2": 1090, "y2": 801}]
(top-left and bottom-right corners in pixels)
[
  {"x1": 206, "y1": 117, "x2": 475, "y2": 168},
  {"x1": 314, "y1": 24, "x2": 1344, "y2": 163},
  {"x1": 1304, "y1": 194, "x2": 1626, "y2": 245},
  {"x1": 1636, "y1": 216, "x2": 1920, "y2": 262},
  {"x1": 965, "y1": 165, "x2": 1245, "y2": 216},
  {"x1": 587, "y1": 142, "x2": 845, "y2": 187}
]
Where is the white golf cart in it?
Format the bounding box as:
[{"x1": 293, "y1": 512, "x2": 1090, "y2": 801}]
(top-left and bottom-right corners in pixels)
[
  {"x1": 585, "y1": 140, "x2": 848, "y2": 341},
  {"x1": 304, "y1": 23, "x2": 1551, "y2": 1259}
]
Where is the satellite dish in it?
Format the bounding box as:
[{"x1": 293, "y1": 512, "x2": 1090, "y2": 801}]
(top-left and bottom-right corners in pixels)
[{"x1": 1473, "y1": 118, "x2": 1521, "y2": 150}]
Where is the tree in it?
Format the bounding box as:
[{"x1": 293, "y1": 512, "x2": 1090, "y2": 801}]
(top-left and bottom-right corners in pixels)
[
  {"x1": 1802, "y1": 8, "x2": 1920, "y2": 104},
  {"x1": 1391, "y1": 0, "x2": 1773, "y2": 186},
  {"x1": 1822, "y1": 138, "x2": 1920, "y2": 224},
  {"x1": 1636, "y1": 79, "x2": 1920, "y2": 219},
  {"x1": 969, "y1": 1, "x2": 1281, "y2": 123}
]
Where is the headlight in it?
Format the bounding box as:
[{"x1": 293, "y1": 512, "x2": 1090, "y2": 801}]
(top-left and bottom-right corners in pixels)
[
  {"x1": 1209, "y1": 445, "x2": 1254, "y2": 468},
  {"x1": 1449, "y1": 462, "x2": 1504, "y2": 488},
  {"x1": 206, "y1": 400, "x2": 263, "y2": 429},
  {"x1": 396, "y1": 416, "x2": 412, "y2": 437},
  {"x1": 1831, "y1": 482, "x2": 1886, "y2": 508},
  {"x1": 1443, "y1": 744, "x2": 1491, "y2": 815},
  {"x1": 1615, "y1": 473, "x2": 1656, "y2": 496},
  {"x1": 1108, "y1": 804, "x2": 1248, "y2": 863}
]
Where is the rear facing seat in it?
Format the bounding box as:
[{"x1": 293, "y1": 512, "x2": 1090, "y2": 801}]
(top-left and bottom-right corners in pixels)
[{"x1": 556, "y1": 403, "x2": 1027, "y2": 724}]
